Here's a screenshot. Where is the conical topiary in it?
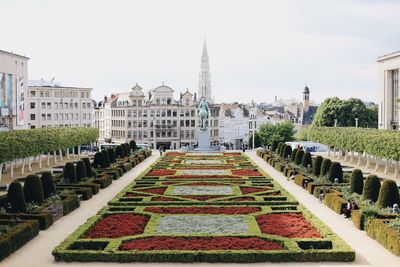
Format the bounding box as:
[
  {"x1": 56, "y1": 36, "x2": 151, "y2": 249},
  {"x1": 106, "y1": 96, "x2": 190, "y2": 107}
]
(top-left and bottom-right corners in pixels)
[
  {"x1": 328, "y1": 162, "x2": 343, "y2": 183},
  {"x1": 301, "y1": 152, "x2": 312, "y2": 169},
  {"x1": 320, "y1": 158, "x2": 332, "y2": 178},
  {"x1": 271, "y1": 140, "x2": 278, "y2": 152},
  {"x1": 282, "y1": 145, "x2": 292, "y2": 160},
  {"x1": 93, "y1": 152, "x2": 106, "y2": 168},
  {"x1": 313, "y1": 156, "x2": 323, "y2": 177},
  {"x1": 291, "y1": 148, "x2": 298, "y2": 162},
  {"x1": 115, "y1": 145, "x2": 124, "y2": 158},
  {"x1": 107, "y1": 148, "x2": 116, "y2": 164},
  {"x1": 8, "y1": 182, "x2": 27, "y2": 213},
  {"x1": 76, "y1": 160, "x2": 87, "y2": 181},
  {"x1": 82, "y1": 157, "x2": 94, "y2": 177},
  {"x1": 101, "y1": 150, "x2": 111, "y2": 167},
  {"x1": 376, "y1": 179, "x2": 400, "y2": 208},
  {"x1": 350, "y1": 169, "x2": 364, "y2": 194},
  {"x1": 24, "y1": 174, "x2": 44, "y2": 204},
  {"x1": 362, "y1": 174, "x2": 381, "y2": 202},
  {"x1": 129, "y1": 140, "x2": 137, "y2": 151},
  {"x1": 63, "y1": 162, "x2": 77, "y2": 184},
  {"x1": 123, "y1": 143, "x2": 130, "y2": 157},
  {"x1": 295, "y1": 149, "x2": 304, "y2": 165},
  {"x1": 40, "y1": 172, "x2": 56, "y2": 199}
]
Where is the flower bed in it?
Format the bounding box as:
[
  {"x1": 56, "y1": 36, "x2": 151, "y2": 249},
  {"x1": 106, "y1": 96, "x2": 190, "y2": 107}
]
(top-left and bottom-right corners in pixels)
[
  {"x1": 144, "y1": 206, "x2": 261, "y2": 214},
  {"x1": 232, "y1": 169, "x2": 262, "y2": 176},
  {"x1": 146, "y1": 170, "x2": 176, "y2": 176}
]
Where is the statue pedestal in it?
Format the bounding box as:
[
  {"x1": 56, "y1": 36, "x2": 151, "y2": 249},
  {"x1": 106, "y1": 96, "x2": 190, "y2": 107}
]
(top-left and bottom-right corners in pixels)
[{"x1": 197, "y1": 129, "x2": 210, "y2": 150}]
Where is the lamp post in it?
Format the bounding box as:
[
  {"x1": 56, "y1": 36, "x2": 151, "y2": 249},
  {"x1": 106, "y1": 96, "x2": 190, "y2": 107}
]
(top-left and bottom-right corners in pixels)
[
  {"x1": 355, "y1": 118, "x2": 359, "y2": 128},
  {"x1": 152, "y1": 116, "x2": 156, "y2": 149}
]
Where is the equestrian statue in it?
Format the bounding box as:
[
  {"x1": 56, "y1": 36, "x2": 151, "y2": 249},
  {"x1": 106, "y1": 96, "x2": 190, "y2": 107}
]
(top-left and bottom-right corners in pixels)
[{"x1": 198, "y1": 98, "x2": 209, "y2": 130}]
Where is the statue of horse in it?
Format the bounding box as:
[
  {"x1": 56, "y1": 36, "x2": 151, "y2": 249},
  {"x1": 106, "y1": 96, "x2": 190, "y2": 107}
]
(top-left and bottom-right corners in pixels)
[{"x1": 198, "y1": 98, "x2": 209, "y2": 130}]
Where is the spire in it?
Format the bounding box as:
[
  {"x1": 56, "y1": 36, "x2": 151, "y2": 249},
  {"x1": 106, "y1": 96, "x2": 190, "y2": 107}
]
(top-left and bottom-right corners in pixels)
[{"x1": 199, "y1": 38, "x2": 212, "y2": 103}]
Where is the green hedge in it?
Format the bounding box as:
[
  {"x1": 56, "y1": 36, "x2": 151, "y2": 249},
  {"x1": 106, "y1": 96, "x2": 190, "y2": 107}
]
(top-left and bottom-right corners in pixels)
[
  {"x1": 324, "y1": 192, "x2": 347, "y2": 214},
  {"x1": 366, "y1": 219, "x2": 400, "y2": 256}
]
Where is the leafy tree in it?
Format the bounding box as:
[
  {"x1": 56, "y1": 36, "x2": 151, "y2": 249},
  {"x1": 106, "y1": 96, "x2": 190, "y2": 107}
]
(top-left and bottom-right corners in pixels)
[
  {"x1": 258, "y1": 121, "x2": 295, "y2": 146},
  {"x1": 248, "y1": 131, "x2": 262, "y2": 149}
]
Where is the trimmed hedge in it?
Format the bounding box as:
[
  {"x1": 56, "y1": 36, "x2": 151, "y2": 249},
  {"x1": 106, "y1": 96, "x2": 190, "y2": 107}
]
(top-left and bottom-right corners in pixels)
[
  {"x1": 76, "y1": 161, "x2": 87, "y2": 182},
  {"x1": 328, "y1": 162, "x2": 343, "y2": 183},
  {"x1": 313, "y1": 156, "x2": 323, "y2": 177},
  {"x1": 376, "y1": 180, "x2": 400, "y2": 209},
  {"x1": 366, "y1": 219, "x2": 400, "y2": 256},
  {"x1": 291, "y1": 148, "x2": 298, "y2": 162},
  {"x1": 270, "y1": 140, "x2": 278, "y2": 152},
  {"x1": 295, "y1": 150, "x2": 304, "y2": 165},
  {"x1": 349, "y1": 169, "x2": 363, "y2": 195},
  {"x1": 40, "y1": 172, "x2": 56, "y2": 199},
  {"x1": 63, "y1": 162, "x2": 77, "y2": 184},
  {"x1": 7, "y1": 182, "x2": 26, "y2": 213},
  {"x1": 320, "y1": 159, "x2": 332, "y2": 178},
  {"x1": 129, "y1": 140, "x2": 137, "y2": 150},
  {"x1": 24, "y1": 175, "x2": 44, "y2": 204},
  {"x1": 362, "y1": 175, "x2": 381, "y2": 202},
  {"x1": 301, "y1": 152, "x2": 312, "y2": 169},
  {"x1": 94, "y1": 152, "x2": 106, "y2": 168},
  {"x1": 107, "y1": 149, "x2": 116, "y2": 164},
  {"x1": 324, "y1": 192, "x2": 347, "y2": 214},
  {"x1": 82, "y1": 158, "x2": 95, "y2": 177},
  {"x1": 101, "y1": 150, "x2": 111, "y2": 168},
  {"x1": 282, "y1": 145, "x2": 292, "y2": 160}
]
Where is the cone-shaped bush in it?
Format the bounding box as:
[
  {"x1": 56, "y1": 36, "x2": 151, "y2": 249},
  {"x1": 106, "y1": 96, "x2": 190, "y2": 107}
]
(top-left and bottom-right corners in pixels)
[
  {"x1": 313, "y1": 156, "x2": 323, "y2": 177},
  {"x1": 122, "y1": 143, "x2": 130, "y2": 156},
  {"x1": 350, "y1": 169, "x2": 364, "y2": 194},
  {"x1": 328, "y1": 162, "x2": 343, "y2": 183},
  {"x1": 271, "y1": 140, "x2": 278, "y2": 152},
  {"x1": 282, "y1": 145, "x2": 292, "y2": 160},
  {"x1": 115, "y1": 146, "x2": 124, "y2": 158},
  {"x1": 63, "y1": 162, "x2": 77, "y2": 184},
  {"x1": 76, "y1": 160, "x2": 87, "y2": 181},
  {"x1": 82, "y1": 158, "x2": 94, "y2": 177},
  {"x1": 101, "y1": 150, "x2": 111, "y2": 167},
  {"x1": 376, "y1": 179, "x2": 400, "y2": 208},
  {"x1": 278, "y1": 143, "x2": 285, "y2": 156},
  {"x1": 94, "y1": 152, "x2": 106, "y2": 168},
  {"x1": 295, "y1": 149, "x2": 304, "y2": 165},
  {"x1": 129, "y1": 140, "x2": 137, "y2": 150},
  {"x1": 320, "y1": 158, "x2": 332, "y2": 178},
  {"x1": 40, "y1": 172, "x2": 56, "y2": 199},
  {"x1": 8, "y1": 182, "x2": 26, "y2": 213},
  {"x1": 24, "y1": 174, "x2": 44, "y2": 204},
  {"x1": 301, "y1": 152, "x2": 312, "y2": 169},
  {"x1": 362, "y1": 174, "x2": 381, "y2": 202},
  {"x1": 107, "y1": 148, "x2": 116, "y2": 164},
  {"x1": 291, "y1": 148, "x2": 298, "y2": 162}
]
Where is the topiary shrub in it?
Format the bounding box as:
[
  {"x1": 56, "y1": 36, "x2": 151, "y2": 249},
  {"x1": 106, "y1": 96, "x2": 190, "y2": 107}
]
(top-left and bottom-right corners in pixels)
[
  {"x1": 63, "y1": 162, "x2": 77, "y2": 184},
  {"x1": 115, "y1": 145, "x2": 124, "y2": 158},
  {"x1": 23, "y1": 174, "x2": 44, "y2": 204},
  {"x1": 93, "y1": 152, "x2": 106, "y2": 168},
  {"x1": 301, "y1": 152, "x2": 312, "y2": 169},
  {"x1": 82, "y1": 158, "x2": 94, "y2": 177},
  {"x1": 101, "y1": 150, "x2": 111, "y2": 167},
  {"x1": 328, "y1": 162, "x2": 343, "y2": 183},
  {"x1": 313, "y1": 156, "x2": 323, "y2": 177},
  {"x1": 7, "y1": 182, "x2": 27, "y2": 213},
  {"x1": 362, "y1": 174, "x2": 381, "y2": 202},
  {"x1": 277, "y1": 143, "x2": 285, "y2": 156},
  {"x1": 129, "y1": 140, "x2": 137, "y2": 151},
  {"x1": 107, "y1": 148, "x2": 116, "y2": 164},
  {"x1": 76, "y1": 160, "x2": 87, "y2": 181},
  {"x1": 40, "y1": 172, "x2": 56, "y2": 199},
  {"x1": 282, "y1": 145, "x2": 292, "y2": 160},
  {"x1": 270, "y1": 140, "x2": 278, "y2": 152},
  {"x1": 295, "y1": 149, "x2": 304, "y2": 165},
  {"x1": 291, "y1": 148, "x2": 298, "y2": 162},
  {"x1": 122, "y1": 143, "x2": 130, "y2": 157},
  {"x1": 376, "y1": 179, "x2": 400, "y2": 208},
  {"x1": 320, "y1": 158, "x2": 332, "y2": 178},
  {"x1": 350, "y1": 169, "x2": 364, "y2": 194}
]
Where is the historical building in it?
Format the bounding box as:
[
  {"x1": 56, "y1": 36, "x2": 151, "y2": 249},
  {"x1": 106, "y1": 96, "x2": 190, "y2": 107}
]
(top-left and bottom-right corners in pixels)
[
  {"x1": 199, "y1": 40, "x2": 213, "y2": 103},
  {"x1": 284, "y1": 85, "x2": 317, "y2": 126},
  {"x1": 27, "y1": 80, "x2": 93, "y2": 128},
  {"x1": 0, "y1": 50, "x2": 29, "y2": 130},
  {"x1": 377, "y1": 51, "x2": 400, "y2": 130}
]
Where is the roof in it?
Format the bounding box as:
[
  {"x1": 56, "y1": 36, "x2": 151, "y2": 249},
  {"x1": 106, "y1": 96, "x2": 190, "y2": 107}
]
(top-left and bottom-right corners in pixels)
[
  {"x1": 303, "y1": 85, "x2": 310, "y2": 94},
  {"x1": 130, "y1": 83, "x2": 145, "y2": 97},
  {"x1": 377, "y1": 51, "x2": 400, "y2": 62},
  {"x1": 152, "y1": 84, "x2": 174, "y2": 93},
  {"x1": 0, "y1": 49, "x2": 30, "y2": 60}
]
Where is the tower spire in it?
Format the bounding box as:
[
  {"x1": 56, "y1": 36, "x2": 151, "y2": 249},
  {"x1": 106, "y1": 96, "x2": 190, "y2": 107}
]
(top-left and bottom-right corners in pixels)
[{"x1": 199, "y1": 38, "x2": 212, "y2": 103}]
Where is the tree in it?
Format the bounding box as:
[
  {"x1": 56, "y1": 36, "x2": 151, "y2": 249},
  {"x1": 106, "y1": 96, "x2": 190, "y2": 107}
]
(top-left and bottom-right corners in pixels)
[
  {"x1": 8, "y1": 182, "x2": 27, "y2": 213},
  {"x1": 376, "y1": 180, "x2": 400, "y2": 208},
  {"x1": 24, "y1": 174, "x2": 44, "y2": 204},
  {"x1": 248, "y1": 132, "x2": 262, "y2": 149},
  {"x1": 362, "y1": 175, "x2": 381, "y2": 202},
  {"x1": 350, "y1": 169, "x2": 364, "y2": 194},
  {"x1": 313, "y1": 156, "x2": 323, "y2": 176},
  {"x1": 258, "y1": 121, "x2": 295, "y2": 146},
  {"x1": 328, "y1": 162, "x2": 343, "y2": 183},
  {"x1": 41, "y1": 172, "x2": 56, "y2": 199}
]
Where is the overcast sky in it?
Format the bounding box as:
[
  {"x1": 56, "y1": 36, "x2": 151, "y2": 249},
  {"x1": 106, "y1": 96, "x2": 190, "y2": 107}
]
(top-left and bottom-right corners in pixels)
[{"x1": 1, "y1": 0, "x2": 399, "y2": 104}]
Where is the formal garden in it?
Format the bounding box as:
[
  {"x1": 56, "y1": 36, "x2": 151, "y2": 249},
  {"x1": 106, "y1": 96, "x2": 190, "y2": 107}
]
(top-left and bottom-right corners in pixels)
[
  {"x1": 52, "y1": 151, "x2": 355, "y2": 263},
  {"x1": 0, "y1": 127, "x2": 152, "y2": 261}
]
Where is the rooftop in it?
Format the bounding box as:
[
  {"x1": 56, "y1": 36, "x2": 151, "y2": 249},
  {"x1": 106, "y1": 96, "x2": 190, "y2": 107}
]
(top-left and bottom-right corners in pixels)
[
  {"x1": 376, "y1": 50, "x2": 400, "y2": 62},
  {"x1": 0, "y1": 49, "x2": 30, "y2": 60},
  {"x1": 29, "y1": 80, "x2": 92, "y2": 90}
]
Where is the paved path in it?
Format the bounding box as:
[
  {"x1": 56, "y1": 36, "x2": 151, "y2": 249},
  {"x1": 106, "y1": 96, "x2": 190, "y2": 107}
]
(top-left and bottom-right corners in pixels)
[{"x1": 2, "y1": 151, "x2": 399, "y2": 267}]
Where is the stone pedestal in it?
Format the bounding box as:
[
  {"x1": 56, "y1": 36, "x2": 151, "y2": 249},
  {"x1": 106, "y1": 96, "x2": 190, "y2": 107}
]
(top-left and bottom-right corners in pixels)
[{"x1": 197, "y1": 129, "x2": 210, "y2": 150}]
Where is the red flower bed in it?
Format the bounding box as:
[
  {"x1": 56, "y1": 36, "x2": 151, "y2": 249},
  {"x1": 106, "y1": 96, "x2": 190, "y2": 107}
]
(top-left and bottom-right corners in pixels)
[
  {"x1": 137, "y1": 187, "x2": 167, "y2": 195},
  {"x1": 175, "y1": 166, "x2": 234, "y2": 169},
  {"x1": 125, "y1": 193, "x2": 149, "y2": 197},
  {"x1": 169, "y1": 175, "x2": 241, "y2": 179},
  {"x1": 144, "y1": 206, "x2": 260, "y2": 214},
  {"x1": 151, "y1": 196, "x2": 180, "y2": 201},
  {"x1": 119, "y1": 236, "x2": 283, "y2": 251},
  {"x1": 166, "y1": 152, "x2": 185, "y2": 157},
  {"x1": 180, "y1": 195, "x2": 224, "y2": 201},
  {"x1": 146, "y1": 169, "x2": 176, "y2": 176},
  {"x1": 83, "y1": 214, "x2": 148, "y2": 239},
  {"x1": 181, "y1": 182, "x2": 225, "y2": 186},
  {"x1": 240, "y1": 187, "x2": 271, "y2": 194},
  {"x1": 224, "y1": 153, "x2": 242, "y2": 156},
  {"x1": 226, "y1": 197, "x2": 255, "y2": 201},
  {"x1": 232, "y1": 169, "x2": 262, "y2": 176},
  {"x1": 256, "y1": 213, "x2": 322, "y2": 238}
]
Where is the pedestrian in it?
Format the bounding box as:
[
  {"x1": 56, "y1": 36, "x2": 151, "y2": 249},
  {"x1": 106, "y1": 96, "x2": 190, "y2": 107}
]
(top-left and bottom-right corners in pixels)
[
  {"x1": 303, "y1": 176, "x2": 311, "y2": 189},
  {"x1": 343, "y1": 200, "x2": 353, "y2": 218},
  {"x1": 392, "y1": 203, "x2": 400, "y2": 214},
  {"x1": 242, "y1": 145, "x2": 246, "y2": 152},
  {"x1": 318, "y1": 187, "x2": 326, "y2": 203},
  {"x1": 159, "y1": 145, "x2": 163, "y2": 156}
]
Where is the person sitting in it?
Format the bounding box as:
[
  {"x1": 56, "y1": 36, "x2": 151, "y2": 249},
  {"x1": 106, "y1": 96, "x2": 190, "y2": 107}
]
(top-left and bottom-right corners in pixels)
[
  {"x1": 303, "y1": 176, "x2": 311, "y2": 189},
  {"x1": 392, "y1": 203, "x2": 400, "y2": 214},
  {"x1": 352, "y1": 201, "x2": 359, "y2": 210},
  {"x1": 318, "y1": 187, "x2": 326, "y2": 203},
  {"x1": 344, "y1": 200, "x2": 353, "y2": 218},
  {"x1": 288, "y1": 170, "x2": 298, "y2": 181}
]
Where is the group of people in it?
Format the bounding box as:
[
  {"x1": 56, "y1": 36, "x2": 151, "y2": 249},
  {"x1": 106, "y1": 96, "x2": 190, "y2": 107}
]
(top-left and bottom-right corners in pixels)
[{"x1": 343, "y1": 200, "x2": 359, "y2": 218}]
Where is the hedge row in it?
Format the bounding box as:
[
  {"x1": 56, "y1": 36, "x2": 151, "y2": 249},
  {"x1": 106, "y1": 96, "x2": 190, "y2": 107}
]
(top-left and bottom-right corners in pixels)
[{"x1": 366, "y1": 219, "x2": 400, "y2": 256}]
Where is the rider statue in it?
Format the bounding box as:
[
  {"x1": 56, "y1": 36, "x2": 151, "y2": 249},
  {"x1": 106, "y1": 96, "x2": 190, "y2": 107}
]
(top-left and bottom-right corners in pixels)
[{"x1": 198, "y1": 98, "x2": 209, "y2": 130}]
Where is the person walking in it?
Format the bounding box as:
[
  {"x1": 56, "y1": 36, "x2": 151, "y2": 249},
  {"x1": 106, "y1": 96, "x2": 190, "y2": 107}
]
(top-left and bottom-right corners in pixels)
[{"x1": 159, "y1": 145, "x2": 163, "y2": 156}]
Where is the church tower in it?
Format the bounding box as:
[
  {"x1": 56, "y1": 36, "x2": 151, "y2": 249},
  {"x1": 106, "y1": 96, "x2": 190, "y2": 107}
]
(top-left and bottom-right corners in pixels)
[
  {"x1": 303, "y1": 85, "x2": 310, "y2": 112},
  {"x1": 199, "y1": 39, "x2": 212, "y2": 103}
]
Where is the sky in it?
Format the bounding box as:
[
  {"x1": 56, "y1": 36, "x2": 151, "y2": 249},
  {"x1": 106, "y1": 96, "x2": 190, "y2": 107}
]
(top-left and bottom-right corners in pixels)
[{"x1": 1, "y1": 0, "x2": 399, "y2": 104}]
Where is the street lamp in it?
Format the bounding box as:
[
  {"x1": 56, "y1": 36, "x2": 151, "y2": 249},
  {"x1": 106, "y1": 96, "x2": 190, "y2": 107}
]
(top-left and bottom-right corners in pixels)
[{"x1": 355, "y1": 118, "x2": 359, "y2": 128}]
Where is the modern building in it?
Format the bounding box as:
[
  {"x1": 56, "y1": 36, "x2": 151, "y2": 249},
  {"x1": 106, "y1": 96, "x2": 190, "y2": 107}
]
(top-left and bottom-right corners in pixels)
[
  {"x1": 27, "y1": 80, "x2": 93, "y2": 128},
  {"x1": 377, "y1": 51, "x2": 400, "y2": 130},
  {"x1": 0, "y1": 50, "x2": 29, "y2": 130}
]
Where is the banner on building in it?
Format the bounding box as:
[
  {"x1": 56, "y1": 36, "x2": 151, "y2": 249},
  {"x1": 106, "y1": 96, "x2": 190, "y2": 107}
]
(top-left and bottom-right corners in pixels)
[
  {"x1": 16, "y1": 76, "x2": 25, "y2": 125},
  {"x1": 0, "y1": 73, "x2": 4, "y2": 107}
]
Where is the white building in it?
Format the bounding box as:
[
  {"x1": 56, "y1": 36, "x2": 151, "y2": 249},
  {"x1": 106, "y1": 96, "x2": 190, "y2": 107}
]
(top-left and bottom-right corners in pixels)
[
  {"x1": 0, "y1": 50, "x2": 29, "y2": 130},
  {"x1": 377, "y1": 51, "x2": 400, "y2": 130},
  {"x1": 27, "y1": 80, "x2": 93, "y2": 128},
  {"x1": 219, "y1": 103, "x2": 249, "y2": 149}
]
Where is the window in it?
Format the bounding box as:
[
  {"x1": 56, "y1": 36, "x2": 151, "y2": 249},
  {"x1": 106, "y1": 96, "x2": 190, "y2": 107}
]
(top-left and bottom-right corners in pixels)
[
  {"x1": 127, "y1": 110, "x2": 132, "y2": 117},
  {"x1": 161, "y1": 110, "x2": 166, "y2": 117},
  {"x1": 30, "y1": 91, "x2": 36, "y2": 97},
  {"x1": 82, "y1": 103, "x2": 86, "y2": 109},
  {"x1": 45, "y1": 91, "x2": 50, "y2": 97},
  {"x1": 167, "y1": 98, "x2": 172, "y2": 104},
  {"x1": 173, "y1": 110, "x2": 177, "y2": 117},
  {"x1": 143, "y1": 110, "x2": 147, "y2": 117},
  {"x1": 55, "y1": 103, "x2": 58, "y2": 109},
  {"x1": 138, "y1": 110, "x2": 142, "y2": 117},
  {"x1": 47, "y1": 102, "x2": 51, "y2": 109},
  {"x1": 191, "y1": 109, "x2": 195, "y2": 117},
  {"x1": 30, "y1": 102, "x2": 35, "y2": 109},
  {"x1": 156, "y1": 109, "x2": 160, "y2": 117},
  {"x1": 81, "y1": 92, "x2": 85, "y2": 98},
  {"x1": 64, "y1": 103, "x2": 68, "y2": 109},
  {"x1": 47, "y1": 114, "x2": 51, "y2": 120},
  {"x1": 41, "y1": 102, "x2": 46, "y2": 109},
  {"x1": 143, "y1": 120, "x2": 147, "y2": 127},
  {"x1": 55, "y1": 114, "x2": 58, "y2": 120},
  {"x1": 30, "y1": 114, "x2": 36, "y2": 120},
  {"x1": 138, "y1": 120, "x2": 142, "y2": 128},
  {"x1": 156, "y1": 98, "x2": 160, "y2": 105},
  {"x1": 41, "y1": 114, "x2": 46, "y2": 121},
  {"x1": 54, "y1": 91, "x2": 60, "y2": 97},
  {"x1": 133, "y1": 110, "x2": 137, "y2": 117},
  {"x1": 70, "y1": 102, "x2": 73, "y2": 108},
  {"x1": 167, "y1": 110, "x2": 171, "y2": 117},
  {"x1": 40, "y1": 91, "x2": 44, "y2": 97}
]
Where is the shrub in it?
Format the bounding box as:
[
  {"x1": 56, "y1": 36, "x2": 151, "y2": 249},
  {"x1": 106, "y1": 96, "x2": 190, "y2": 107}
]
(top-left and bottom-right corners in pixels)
[
  {"x1": 129, "y1": 140, "x2": 137, "y2": 150},
  {"x1": 313, "y1": 156, "x2": 323, "y2": 176},
  {"x1": 40, "y1": 172, "x2": 56, "y2": 199},
  {"x1": 23, "y1": 175, "x2": 44, "y2": 204},
  {"x1": 366, "y1": 219, "x2": 400, "y2": 256},
  {"x1": 295, "y1": 149, "x2": 304, "y2": 165},
  {"x1": 270, "y1": 140, "x2": 278, "y2": 152},
  {"x1": 376, "y1": 180, "x2": 400, "y2": 208},
  {"x1": 76, "y1": 160, "x2": 87, "y2": 181},
  {"x1": 101, "y1": 150, "x2": 111, "y2": 167},
  {"x1": 82, "y1": 158, "x2": 94, "y2": 177},
  {"x1": 320, "y1": 158, "x2": 332, "y2": 178},
  {"x1": 328, "y1": 162, "x2": 343, "y2": 183},
  {"x1": 93, "y1": 152, "x2": 106, "y2": 168},
  {"x1": 7, "y1": 182, "x2": 27, "y2": 213},
  {"x1": 63, "y1": 162, "x2": 77, "y2": 184},
  {"x1": 122, "y1": 143, "x2": 130, "y2": 157},
  {"x1": 362, "y1": 174, "x2": 381, "y2": 202},
  {"x1": 107, "y1": 148, "x2": 116, "y2": 164},
  {"x1": 291, "y1": 148, "x2": 298, "y2": 162},
  {"x1": 301, "y1": 152, "x2": 312, "y2": 169},
  {"x1": 350, "y1": 169, "x2": 363, "y2": 194},
  {"x1": 282, "y1": 145, "x2": 292, "y2": 160}
]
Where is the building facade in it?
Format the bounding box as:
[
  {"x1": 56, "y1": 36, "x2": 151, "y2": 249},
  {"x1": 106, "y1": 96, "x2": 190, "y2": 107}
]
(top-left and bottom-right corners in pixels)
[
  {"x1": 27, "y1": 80, "x2": 93, "y2": 128},
  {"x1": 377, "y1": 51, "x2": 400, "y2": 130},
  {"x1": 199, "y1": 40, "x2": 213, "y2": 103},
  {"x1": 0, "y1": 50, "x2": 29, "y2": 130}
]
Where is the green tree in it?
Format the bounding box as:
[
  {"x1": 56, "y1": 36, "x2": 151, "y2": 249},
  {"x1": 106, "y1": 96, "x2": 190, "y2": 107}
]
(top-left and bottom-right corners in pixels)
[
  {"x1": 248, "y1": 131, "x2": 262, "y2": 149},
  {"x1": 258, "y1": 121, "x2": 294, "y2": 146}
]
